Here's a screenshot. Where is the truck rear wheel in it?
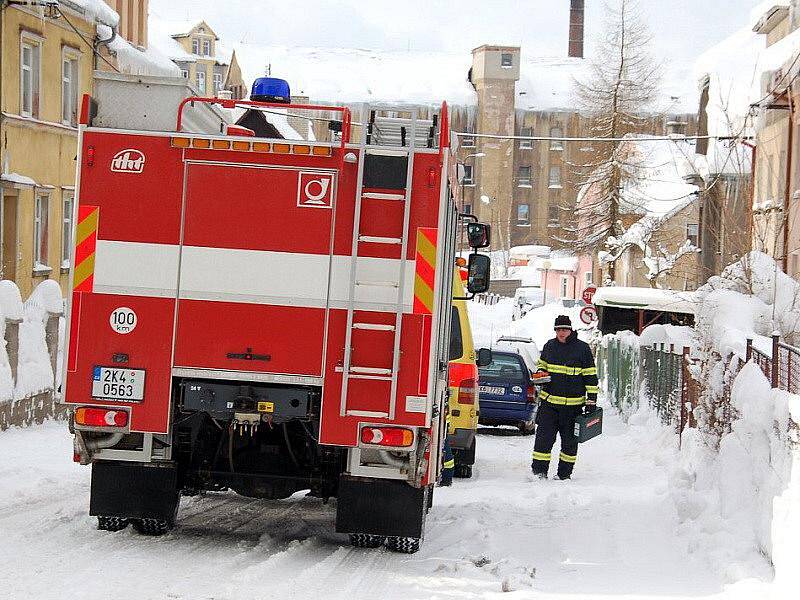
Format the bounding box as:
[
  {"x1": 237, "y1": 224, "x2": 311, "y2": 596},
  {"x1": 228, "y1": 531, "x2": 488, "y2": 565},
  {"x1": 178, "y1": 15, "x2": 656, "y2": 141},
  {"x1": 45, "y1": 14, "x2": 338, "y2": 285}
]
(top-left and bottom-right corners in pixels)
[
  {"x1": 97, "y1": 516, "x2": 129, "y2": 532},
  {"x1": 386, "y1": 536, "x2": 421, "y2": 554},
  {"x1": 132, "y1": 518, "x2": 173, "y2": 536},
  {"x1": 349, "y1": 534, "x2": 385, "y2": 548}
]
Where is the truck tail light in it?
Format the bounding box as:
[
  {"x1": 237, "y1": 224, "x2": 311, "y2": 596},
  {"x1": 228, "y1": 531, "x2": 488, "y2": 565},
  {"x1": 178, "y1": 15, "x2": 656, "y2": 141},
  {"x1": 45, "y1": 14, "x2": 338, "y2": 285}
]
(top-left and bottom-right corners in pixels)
[
  {"x1": 75, "y1": 407, "x2": 128, "y2": 428},
  {"x1": 527, "y1": 385, "x2": 537, "y2": 403},
  {"x1": 458, "y1": 378, "x2": 477, "y2": 405},
  {"x1": 360, "y1": 427, "x2": 414, "y2": 447}
]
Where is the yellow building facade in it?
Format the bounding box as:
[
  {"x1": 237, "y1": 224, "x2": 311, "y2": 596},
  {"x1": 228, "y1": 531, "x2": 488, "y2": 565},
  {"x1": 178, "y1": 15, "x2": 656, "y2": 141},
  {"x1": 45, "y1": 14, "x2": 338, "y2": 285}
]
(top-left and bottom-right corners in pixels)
[{"x1": 0, "y1": 5, "x2": 101, "y2": 297}]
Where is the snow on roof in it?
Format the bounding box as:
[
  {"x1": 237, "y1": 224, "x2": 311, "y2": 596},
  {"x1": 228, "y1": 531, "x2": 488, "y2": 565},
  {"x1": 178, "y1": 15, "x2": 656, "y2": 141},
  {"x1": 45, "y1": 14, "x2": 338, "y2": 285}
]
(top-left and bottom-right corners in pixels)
[
  {"x1": 593, "y1": 286, "x2": 697, "y2": 314},
  {"x1": 621, "y1": 135, "x2": 701, "y2": 217},
  {"x1": 228, "y1": 44, "x2": 690, "y2": 112},
  {"x1": 72, "y1": 0, "x2": 119, "y2": 28},
  {"x1": 0, "y1": 173, "x2": 36, "y2": 187},
  {"x1": 531, "y1": 251, "x2": 579, "y2": 273},
  {"x1": 98, "y1": 24, "x2": 181, "y2": 78},
  {"x1": 695, "y1": 7, "x2": 800, "y2": 139},
  {"x1": 510, "y1": 245, "x2": 551, "y2": 259}
]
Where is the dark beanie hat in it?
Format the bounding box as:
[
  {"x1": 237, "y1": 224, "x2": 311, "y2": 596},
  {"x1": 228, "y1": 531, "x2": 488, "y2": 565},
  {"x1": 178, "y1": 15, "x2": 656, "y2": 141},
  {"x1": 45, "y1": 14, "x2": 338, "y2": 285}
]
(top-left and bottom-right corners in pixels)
[{"x1": 554, "y1": 315, "x2": 573, "y2": 330}]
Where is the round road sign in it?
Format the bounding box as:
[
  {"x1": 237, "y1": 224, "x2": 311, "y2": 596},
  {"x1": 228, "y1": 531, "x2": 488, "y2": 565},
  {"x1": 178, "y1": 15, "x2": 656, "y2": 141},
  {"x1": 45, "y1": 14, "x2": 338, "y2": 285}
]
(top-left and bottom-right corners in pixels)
[{"x1": 580, "y1": 306, "x2": 598, "y2": 325}]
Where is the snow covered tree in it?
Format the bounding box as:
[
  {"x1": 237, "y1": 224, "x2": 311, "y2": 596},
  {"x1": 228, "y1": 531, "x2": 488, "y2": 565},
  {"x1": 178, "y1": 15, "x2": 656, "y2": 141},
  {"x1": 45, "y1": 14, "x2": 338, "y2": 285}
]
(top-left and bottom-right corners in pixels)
[{"x1": 567, "y1": 0, "x2": 661, "y2": 278}]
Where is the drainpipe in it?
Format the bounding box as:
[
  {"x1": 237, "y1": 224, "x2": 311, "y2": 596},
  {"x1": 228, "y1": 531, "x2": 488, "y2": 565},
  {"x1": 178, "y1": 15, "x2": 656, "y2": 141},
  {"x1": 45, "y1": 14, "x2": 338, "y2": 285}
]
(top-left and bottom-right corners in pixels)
[
  {"x1": 94, "y1": 23, "x2": 117, "y2": 70},
  {"x1": 783, "y1": 92, "x2": 794, "y2": 272}
]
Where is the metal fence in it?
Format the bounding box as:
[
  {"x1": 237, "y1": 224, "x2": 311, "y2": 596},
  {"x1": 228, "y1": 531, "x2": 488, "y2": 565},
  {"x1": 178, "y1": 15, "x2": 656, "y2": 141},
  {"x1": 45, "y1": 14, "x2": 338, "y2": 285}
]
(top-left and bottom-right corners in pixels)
[{"x1": 746, "y1": 335, "x2": 800, "y2": 394}]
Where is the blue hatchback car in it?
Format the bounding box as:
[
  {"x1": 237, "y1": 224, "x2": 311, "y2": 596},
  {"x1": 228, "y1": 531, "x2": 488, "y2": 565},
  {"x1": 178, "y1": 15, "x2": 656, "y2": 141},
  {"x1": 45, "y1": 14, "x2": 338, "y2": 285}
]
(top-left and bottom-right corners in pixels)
[{"x1": 477, "y1": 350, "x2": 538, "y2": 435}]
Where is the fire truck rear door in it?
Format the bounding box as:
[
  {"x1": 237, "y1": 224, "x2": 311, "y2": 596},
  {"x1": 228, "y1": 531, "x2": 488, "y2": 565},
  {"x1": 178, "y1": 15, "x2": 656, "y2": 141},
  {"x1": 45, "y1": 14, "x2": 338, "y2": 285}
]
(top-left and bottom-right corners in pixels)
[{"x1": 173, "y1": 162, "x2": 337, "y2": 378}]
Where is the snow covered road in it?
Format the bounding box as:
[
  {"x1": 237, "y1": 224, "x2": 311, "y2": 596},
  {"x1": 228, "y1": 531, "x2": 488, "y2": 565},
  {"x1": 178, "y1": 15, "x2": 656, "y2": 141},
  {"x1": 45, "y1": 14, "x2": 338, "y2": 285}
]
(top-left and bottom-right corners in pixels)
[{"x1": 0, "y1": 415, "x2": 770, "y2": 599}]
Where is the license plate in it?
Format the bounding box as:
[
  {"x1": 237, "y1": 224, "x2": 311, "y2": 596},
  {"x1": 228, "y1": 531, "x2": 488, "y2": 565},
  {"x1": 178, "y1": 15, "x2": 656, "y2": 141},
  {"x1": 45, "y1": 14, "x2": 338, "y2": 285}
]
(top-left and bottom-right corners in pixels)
[
  {"x1": 92, "y1": 367, "x2": 145, "y2": 402},
  {"x1": 479, "y1": 385, "x2": 505, "y2": 395}
]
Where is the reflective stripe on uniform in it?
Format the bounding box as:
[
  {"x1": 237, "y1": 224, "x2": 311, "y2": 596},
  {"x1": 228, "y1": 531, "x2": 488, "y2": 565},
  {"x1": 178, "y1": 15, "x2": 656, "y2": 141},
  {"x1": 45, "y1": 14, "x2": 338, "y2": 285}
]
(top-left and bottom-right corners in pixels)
[
  {"x1": 537, "y1": 360, "x2": 596, "y2": 377},
  {"x1": 585, "y1": 385, "x2": 600, "y2": 394},
  {"x1": 559, "y1": 452, "x2": 577, "y2": 464},
  {"x1": 443, "y1": 459, "x2": 455, "y2": 469},
  {"x1": 539, "y1": 391, "x2": 586, "y2": 406},
  {"x1": 531, "y1": 451, "x2": 551, "y2": 461}
]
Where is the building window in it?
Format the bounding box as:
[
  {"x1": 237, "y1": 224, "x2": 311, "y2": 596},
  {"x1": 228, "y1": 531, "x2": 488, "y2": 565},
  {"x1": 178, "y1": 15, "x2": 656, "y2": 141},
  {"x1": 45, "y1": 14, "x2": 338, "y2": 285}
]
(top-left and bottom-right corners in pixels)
[
  {"x1": 196, "y1": 70, "x2": 206, "y2": 94},
  {"x1": 501, "y1": 53, "x2": 513, "y2": 68},
  {"x1": 585, "y1": 271, "x2": 593, "y2": 286},
  {"x1": 548, "y1": 204, "x2": 559, "y2": 225},
  {"x1": 517, "y1": 204, "x2": 530, "y2": 225},
  {"x1": 548, "y1": 167, "x2": 562, "y2": 188},
  {"x1": 687, "y1": 223, "x2": 699, "y2": 247},
  {"x1": 463, "y1": 204, "x2": 472, "y2": 215},
  {"x1": 519, "y1": 127, "x2": 533, "y2": 149},
  {"x1": 560, "y1": 276, "x2": 569, "y2": 298},
  {"x1": 462, "y1": 164, "x2": 474, "y2": 185},
  {"x1": 461, "y1": 129, "x2": 476, "y2": 148},
  {"x1": 34, "y1": 192, "x2": 49, "y2": 267},
  {"x1": 213, "y1": 73, "x2": 223, "y2": 93},
  {"x1": 181, "y1": 69, "x2": 189, "y2": 79},
  {"x1": 192, "y1": 38, "x2": 200, "y2": 54},
  {"x1": 20, "y1": 39, "x2": 41, "y2": 118},
  {"x1": 203, "y1": 40, "x2": 211, "y2": 56},
  {"x1": 62, "y1": 52, "x2": 80, "y2": 126},
  {"x1": 550, "y1": 127, "x2": 564, "y2": 150},
  {"x1": 518, "y1": 165, "x2": 532, "y2": 187},
  {"x1": 62, "y1": 192, "x2": 73, "y2": 268}
]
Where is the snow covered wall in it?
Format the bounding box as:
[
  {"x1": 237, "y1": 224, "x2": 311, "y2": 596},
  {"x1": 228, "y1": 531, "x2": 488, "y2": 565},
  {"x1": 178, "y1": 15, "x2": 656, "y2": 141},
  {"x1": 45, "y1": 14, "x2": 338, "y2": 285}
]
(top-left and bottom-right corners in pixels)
[{"x1": 0, "y1": 281, "x2": 64, "y2": 431}]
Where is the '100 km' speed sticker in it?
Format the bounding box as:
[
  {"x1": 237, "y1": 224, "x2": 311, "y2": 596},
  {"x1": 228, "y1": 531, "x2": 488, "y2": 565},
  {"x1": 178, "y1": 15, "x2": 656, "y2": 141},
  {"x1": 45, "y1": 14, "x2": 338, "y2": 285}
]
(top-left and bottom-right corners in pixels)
[{"x1": 110, "y1": 307, "x2": 137, "y2": 334}]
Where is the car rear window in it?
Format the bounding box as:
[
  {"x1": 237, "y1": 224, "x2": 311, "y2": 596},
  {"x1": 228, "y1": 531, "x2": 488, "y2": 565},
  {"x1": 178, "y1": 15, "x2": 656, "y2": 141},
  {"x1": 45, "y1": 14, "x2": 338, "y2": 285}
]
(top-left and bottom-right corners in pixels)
[
  {"x1": 449, "y1": 306, "x2": 463, "y2": 361},
  {"x1": 479, "y1": 354, "x2": 525, "y2": 382}
]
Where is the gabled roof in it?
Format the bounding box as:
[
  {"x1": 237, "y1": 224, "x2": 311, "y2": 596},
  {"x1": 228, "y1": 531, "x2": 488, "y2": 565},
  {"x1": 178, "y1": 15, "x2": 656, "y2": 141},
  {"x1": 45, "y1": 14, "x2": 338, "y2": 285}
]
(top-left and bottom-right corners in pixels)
[{"x1": 170, "y1": 20, "x2": 219, "y2": 41}]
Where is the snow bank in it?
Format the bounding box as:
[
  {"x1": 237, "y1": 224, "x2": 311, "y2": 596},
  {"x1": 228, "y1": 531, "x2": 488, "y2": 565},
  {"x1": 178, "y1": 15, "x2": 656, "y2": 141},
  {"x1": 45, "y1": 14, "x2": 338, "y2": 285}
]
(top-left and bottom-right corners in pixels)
[
  {"x1": 667, "y1": 363, "x2": 798, "y2": 583},
  {"x1": 15, "y1": 281, "x2": 63, "y2": 401},
  {"x1": 696, "y1": 251, "x2": 800, "y2": 355},
  {"x1": 639, "y1": 324, "x2": 695, "y2": 349}
]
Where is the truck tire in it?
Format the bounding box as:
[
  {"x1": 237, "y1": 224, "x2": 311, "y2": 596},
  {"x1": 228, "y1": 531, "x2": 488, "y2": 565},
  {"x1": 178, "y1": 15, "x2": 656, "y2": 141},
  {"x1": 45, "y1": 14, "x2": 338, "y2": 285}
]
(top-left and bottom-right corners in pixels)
[
  {"x1": 386, "y1": 536, "x2": 421, "y2": 554},
  {"x1": 454, "y1": 464, "x2": 473, "y2": 478},
  {"x1": 349, "y1": 534, "x2": 385, "y2": 548},
  {"x1": 97, "y1": 516, "x2": 129, "y2": 532},
  {"x1": 132, "y1": 518, "x2": 173, "y2": 536}
]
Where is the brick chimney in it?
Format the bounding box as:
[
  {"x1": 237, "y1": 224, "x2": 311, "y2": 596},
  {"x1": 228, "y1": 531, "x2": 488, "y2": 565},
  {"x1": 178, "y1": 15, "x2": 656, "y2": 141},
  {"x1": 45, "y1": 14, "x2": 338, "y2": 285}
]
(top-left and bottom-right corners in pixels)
[{"x1": 568, "y1": 0, "x2": 585, "y2": 58}]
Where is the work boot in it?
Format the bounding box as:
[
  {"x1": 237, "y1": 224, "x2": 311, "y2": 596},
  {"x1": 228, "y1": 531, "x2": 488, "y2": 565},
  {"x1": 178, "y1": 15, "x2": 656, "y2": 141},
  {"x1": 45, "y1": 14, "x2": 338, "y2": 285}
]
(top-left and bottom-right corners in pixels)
[
  {"x1": 531, "y1": 465, "x2": 548, "y2": 479},
  {"x1": 554, "y1": 474, "x2": 571, "y2": 481}
]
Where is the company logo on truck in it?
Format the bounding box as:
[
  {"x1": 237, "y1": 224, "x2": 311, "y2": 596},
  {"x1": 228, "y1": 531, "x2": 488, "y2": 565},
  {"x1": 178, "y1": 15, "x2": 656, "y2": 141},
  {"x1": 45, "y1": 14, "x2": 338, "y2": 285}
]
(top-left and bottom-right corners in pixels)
[
  {"x1": 110, "y1": 149, "x2": 146, "y2": 174},
  {"x1": 297, "y1": 172, "x2": 335, "y2": 208}
]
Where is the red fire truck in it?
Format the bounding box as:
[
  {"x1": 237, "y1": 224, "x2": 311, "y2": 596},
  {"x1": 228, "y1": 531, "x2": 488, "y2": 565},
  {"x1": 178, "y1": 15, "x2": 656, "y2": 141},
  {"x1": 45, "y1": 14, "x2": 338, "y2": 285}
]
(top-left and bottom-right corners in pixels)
[{"x1": 62, "y1": 77, "x2": 491, "y2": 553}]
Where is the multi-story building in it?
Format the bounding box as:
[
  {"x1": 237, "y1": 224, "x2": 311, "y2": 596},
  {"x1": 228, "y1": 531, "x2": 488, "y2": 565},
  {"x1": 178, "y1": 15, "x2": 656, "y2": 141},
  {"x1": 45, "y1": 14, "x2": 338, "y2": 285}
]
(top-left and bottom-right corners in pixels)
[
  {"x1": 0, "y1": 2, "x2": 115, "y2": 296},
  {"x1": 149, "y1": 19, "x2": 246, "y2": 99},
  {"x1": 105, "y1": 0, "x2": 148, "y2": 48}
]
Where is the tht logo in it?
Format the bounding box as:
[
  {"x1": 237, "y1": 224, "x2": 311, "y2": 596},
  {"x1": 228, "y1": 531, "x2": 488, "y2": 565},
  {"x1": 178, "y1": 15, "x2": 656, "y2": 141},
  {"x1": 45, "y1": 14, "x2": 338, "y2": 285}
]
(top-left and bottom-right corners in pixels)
[
  {"x1": 297, "y1": 172, "x2": 335, "y2": 209},
  {"x1": 110, "y1": 149, "x2": 146, "y2": 174}
]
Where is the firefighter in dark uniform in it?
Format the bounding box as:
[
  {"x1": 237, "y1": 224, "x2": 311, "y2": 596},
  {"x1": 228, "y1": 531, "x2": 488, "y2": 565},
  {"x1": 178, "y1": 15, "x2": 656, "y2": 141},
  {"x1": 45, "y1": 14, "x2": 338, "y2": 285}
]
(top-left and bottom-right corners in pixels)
[{"x1": 531, "y1": 315, "x2": 599, "y2": 480}]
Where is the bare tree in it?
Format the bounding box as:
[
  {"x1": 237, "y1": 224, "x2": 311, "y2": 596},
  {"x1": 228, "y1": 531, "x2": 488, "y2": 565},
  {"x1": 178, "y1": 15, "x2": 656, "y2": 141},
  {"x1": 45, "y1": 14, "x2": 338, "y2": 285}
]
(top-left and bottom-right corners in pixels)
[{"x1": 566, "y1": 0, "x2": 661, "y2": 278}]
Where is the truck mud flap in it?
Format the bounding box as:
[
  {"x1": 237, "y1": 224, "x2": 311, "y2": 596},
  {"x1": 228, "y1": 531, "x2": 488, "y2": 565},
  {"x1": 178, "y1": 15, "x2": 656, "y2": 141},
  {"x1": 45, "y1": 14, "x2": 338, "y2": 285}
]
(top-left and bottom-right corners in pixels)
[
  {"x1": 90, "y1": 462, "x2": 179, "y2": 522},
  {"x1": 336, "y1": 475, "x2": 426, "y2": 538}
]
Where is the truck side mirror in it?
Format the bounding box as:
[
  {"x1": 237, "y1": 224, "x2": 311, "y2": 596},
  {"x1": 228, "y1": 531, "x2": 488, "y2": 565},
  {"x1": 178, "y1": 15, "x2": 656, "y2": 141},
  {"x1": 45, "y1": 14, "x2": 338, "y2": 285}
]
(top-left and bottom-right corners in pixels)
[
  {"x1": 466, "y1": 223, "x2": 491, "y2": 249},
  {"x1": 466, "y1": 253, "x2": 491, "y2": 294},
  {"x1": 476, "y1": 348, "x2": 493, "y2": 367}
]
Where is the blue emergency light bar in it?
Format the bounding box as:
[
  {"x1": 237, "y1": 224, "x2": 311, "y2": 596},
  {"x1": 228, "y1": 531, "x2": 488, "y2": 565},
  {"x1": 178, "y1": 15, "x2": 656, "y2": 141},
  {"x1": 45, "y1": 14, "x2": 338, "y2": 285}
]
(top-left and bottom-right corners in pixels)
[{"x1": 251, "y1": 78, "x2": 291, "y2": 104}]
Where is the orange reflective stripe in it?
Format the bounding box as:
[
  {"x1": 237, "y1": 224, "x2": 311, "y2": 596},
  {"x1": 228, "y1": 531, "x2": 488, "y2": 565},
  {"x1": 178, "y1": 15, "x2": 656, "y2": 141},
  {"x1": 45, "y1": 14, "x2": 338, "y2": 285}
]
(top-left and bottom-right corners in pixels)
[
  {"x1": 73, "y1": 206, "x2": 98, "y2": 293},
  {"x1": 414, "y1": 227, "x2": 437, "y2": 314}
]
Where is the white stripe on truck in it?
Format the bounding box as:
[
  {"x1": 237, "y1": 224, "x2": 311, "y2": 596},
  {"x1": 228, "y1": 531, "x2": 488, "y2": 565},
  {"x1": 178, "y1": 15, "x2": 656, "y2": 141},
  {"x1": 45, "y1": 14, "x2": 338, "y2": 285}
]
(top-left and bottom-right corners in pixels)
[{"x1": 93, "y1": 240, "x2": 416, "y2": 312}]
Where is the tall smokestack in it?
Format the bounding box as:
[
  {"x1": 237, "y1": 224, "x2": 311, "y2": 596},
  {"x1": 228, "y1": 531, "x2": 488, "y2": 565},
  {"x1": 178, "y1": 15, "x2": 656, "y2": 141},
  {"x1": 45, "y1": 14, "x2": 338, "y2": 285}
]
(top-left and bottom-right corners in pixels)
[{"x1": 568, "y1": 0, "x2": 585, "y2": 58}]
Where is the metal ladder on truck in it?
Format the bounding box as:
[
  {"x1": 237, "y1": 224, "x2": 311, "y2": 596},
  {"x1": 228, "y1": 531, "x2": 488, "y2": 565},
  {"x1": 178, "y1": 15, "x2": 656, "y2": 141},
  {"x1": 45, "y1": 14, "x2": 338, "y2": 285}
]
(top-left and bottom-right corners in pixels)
[{"x1": 339, "y1": 105, "x2": 438, "y2": 420}]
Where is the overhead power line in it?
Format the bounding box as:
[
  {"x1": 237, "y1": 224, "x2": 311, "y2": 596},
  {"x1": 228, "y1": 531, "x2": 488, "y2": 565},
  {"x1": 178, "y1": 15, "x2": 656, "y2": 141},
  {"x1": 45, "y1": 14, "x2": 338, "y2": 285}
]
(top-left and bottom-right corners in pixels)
[{"x1": 452, "y1": 132, "x2": 753, "y2": 143}]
